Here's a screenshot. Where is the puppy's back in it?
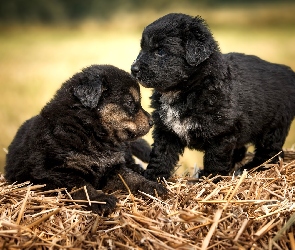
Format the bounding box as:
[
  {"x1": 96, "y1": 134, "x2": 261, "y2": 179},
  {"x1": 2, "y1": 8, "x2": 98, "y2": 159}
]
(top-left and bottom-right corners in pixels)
[
  {"x1": 225, "y1": 52, "x2": 295, "y2": 113},
  {"x1": 5, "y1": 115, "x2": 45, "y2": 182}
]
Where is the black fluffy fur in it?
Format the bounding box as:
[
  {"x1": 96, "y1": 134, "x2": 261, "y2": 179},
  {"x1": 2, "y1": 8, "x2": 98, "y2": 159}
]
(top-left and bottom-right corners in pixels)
[
  {"x1": 131, "y1": 13, "x2": 295, "y2": 180},
  {"x1": 5, "y1": 65, "x2": 166, "y2": 215}
]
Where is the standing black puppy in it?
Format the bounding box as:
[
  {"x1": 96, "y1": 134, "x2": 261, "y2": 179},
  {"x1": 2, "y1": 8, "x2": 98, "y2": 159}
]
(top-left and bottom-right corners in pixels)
[
  {"x1": 131, "y1": 13, "x2": 295, "y2": 179},
  {"x1": 5, "y1": 65, "x2": 166, "y2": 215}
]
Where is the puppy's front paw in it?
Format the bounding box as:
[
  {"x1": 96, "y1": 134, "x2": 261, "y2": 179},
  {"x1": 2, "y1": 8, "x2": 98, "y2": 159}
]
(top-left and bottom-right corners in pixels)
[
  {"x1": 89, "y1": 193, "x2": 118, "y2": 215},
  {"x1": 143, "y1": 169, "x2": 156, "y2": 180},
  {"x1": 234, "y1": 167, "x2": 244, "y2": 176},
  {"x1": 129, "y1": 163, "x2": 145, "y2": 175},
  {"x1": 139, "y1": 180, "x2": 168, "y2": 197},
  {"x1": 144, "y1": 169, "x2": 170, "y2": 181}
]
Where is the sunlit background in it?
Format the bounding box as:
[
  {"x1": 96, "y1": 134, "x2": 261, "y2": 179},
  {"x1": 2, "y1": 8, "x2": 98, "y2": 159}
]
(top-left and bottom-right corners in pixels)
[{"x1": 1, "y1": 0, "x2": 295, "y2": 175}]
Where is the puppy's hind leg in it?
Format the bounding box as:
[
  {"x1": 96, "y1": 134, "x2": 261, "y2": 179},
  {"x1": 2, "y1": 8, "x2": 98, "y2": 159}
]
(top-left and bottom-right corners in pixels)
[
  {"x1": 240, "y1": 127, "x2": 288, "y2": 172},
  {"x1": 232, "y1": 146, "x2": 247, "y2": 164},
  {"x1": 201, "y1": 136, "x2": 237, "y2": 177}
]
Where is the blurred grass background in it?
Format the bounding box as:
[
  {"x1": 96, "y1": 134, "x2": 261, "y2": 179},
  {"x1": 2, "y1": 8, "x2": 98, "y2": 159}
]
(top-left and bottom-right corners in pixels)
[{"x1": 1, "y1": 0, "x2": 295, "y2": 175}]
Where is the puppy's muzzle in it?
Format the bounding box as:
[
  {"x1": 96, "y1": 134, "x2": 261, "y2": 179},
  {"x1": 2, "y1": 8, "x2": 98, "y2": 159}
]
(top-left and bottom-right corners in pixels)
[
  {"x1": 148, "y1": 118, "x2": 154, "y2": 127},
  {"x1": 144, "y1": 110, "x2": 154, "y2": 128},
  {"x1": 131, "y1": 62, "x2": 140, "y2": 77}
]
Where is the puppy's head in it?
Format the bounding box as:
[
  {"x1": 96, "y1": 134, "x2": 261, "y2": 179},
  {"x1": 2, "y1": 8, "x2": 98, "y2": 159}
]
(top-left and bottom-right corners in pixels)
[
  {"x1": 49, "y1": 65, "x2": 153, "y2": 143},
  {"x1": 131, "y1": 13, "x2": 219, "y2": 91}
]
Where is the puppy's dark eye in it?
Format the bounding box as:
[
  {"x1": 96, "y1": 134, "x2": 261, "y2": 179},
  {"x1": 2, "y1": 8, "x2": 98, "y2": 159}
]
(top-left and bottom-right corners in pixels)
[
  {"x1": 124, "y1": 99, "x2": 138, "y2": 113},
  {"x1": 155, "y1": 48, "x2": 165, "y2": 57}
]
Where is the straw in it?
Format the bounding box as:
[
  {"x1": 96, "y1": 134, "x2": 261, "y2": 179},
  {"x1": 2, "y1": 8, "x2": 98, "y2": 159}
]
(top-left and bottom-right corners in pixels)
[{"x1": 1, "y1": 149, "x2": 295, "y2": 249}]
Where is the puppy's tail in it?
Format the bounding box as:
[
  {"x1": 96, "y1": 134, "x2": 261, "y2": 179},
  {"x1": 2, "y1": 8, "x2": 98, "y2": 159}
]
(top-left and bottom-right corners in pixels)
[{"x1": 130, "y1": 138, "x2": 151, "y2": 163}]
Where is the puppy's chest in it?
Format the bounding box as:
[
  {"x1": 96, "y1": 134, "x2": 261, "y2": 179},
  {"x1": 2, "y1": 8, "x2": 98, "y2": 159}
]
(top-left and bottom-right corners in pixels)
[{"x1": 158, "y1": 92, "x2": 200, "y2": 144}]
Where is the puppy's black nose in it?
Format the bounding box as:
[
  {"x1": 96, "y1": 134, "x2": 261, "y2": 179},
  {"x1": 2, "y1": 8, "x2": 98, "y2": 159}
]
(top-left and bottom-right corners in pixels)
[
  {"x1": 131, "y1": 64, "x2": 140, "y2": 75},
  {"x1": 149, "y1": 119, "x2": 154, "y2": 127}
]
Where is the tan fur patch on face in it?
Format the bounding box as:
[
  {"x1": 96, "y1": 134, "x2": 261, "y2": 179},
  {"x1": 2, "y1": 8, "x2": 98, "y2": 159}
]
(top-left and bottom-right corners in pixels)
[
  {"x1": 130, "y1": 87, "x2": 140, "y2": 102},
  {"x1": 100, "y1": 103, "x2": 150, "y2": 141},
  {"x1": 134, "y1": 109, "x2": 150, "y2": 132}
]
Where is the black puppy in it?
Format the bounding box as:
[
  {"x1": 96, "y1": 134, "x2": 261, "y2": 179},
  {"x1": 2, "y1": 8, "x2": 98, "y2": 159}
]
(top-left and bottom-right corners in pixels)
[
  {"x1": 131, "y1": 13, "x2": 295, "y2": 179},
  {"x1": 5, "y1": 65, "x2": 166, "y2": 215}
]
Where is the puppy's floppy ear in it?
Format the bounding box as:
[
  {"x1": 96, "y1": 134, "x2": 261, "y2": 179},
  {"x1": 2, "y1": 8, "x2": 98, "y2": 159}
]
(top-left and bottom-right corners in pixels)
[
  {"x1": 185, "y1": 16, "x2": 217, "y2": 66},
  {"x1": 74, "y1": 74, "x2": 103, "y2": 108}
]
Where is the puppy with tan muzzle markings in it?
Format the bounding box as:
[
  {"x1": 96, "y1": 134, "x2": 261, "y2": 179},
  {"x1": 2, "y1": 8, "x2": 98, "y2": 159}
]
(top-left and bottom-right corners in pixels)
[{"x1": 5, "y1": 65, "x2": 167, "y2": 215}]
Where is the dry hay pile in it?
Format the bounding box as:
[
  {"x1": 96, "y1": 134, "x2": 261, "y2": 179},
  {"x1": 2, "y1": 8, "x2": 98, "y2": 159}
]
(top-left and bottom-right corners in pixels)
[{"x1": 1, "y1": 155, "x2": 295, "y2": 249}]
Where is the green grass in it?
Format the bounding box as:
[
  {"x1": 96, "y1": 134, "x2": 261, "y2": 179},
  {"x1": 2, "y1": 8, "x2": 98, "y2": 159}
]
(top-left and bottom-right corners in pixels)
[{"x1": 1, "y1": 4, "x2": 295, "y2": 174}]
